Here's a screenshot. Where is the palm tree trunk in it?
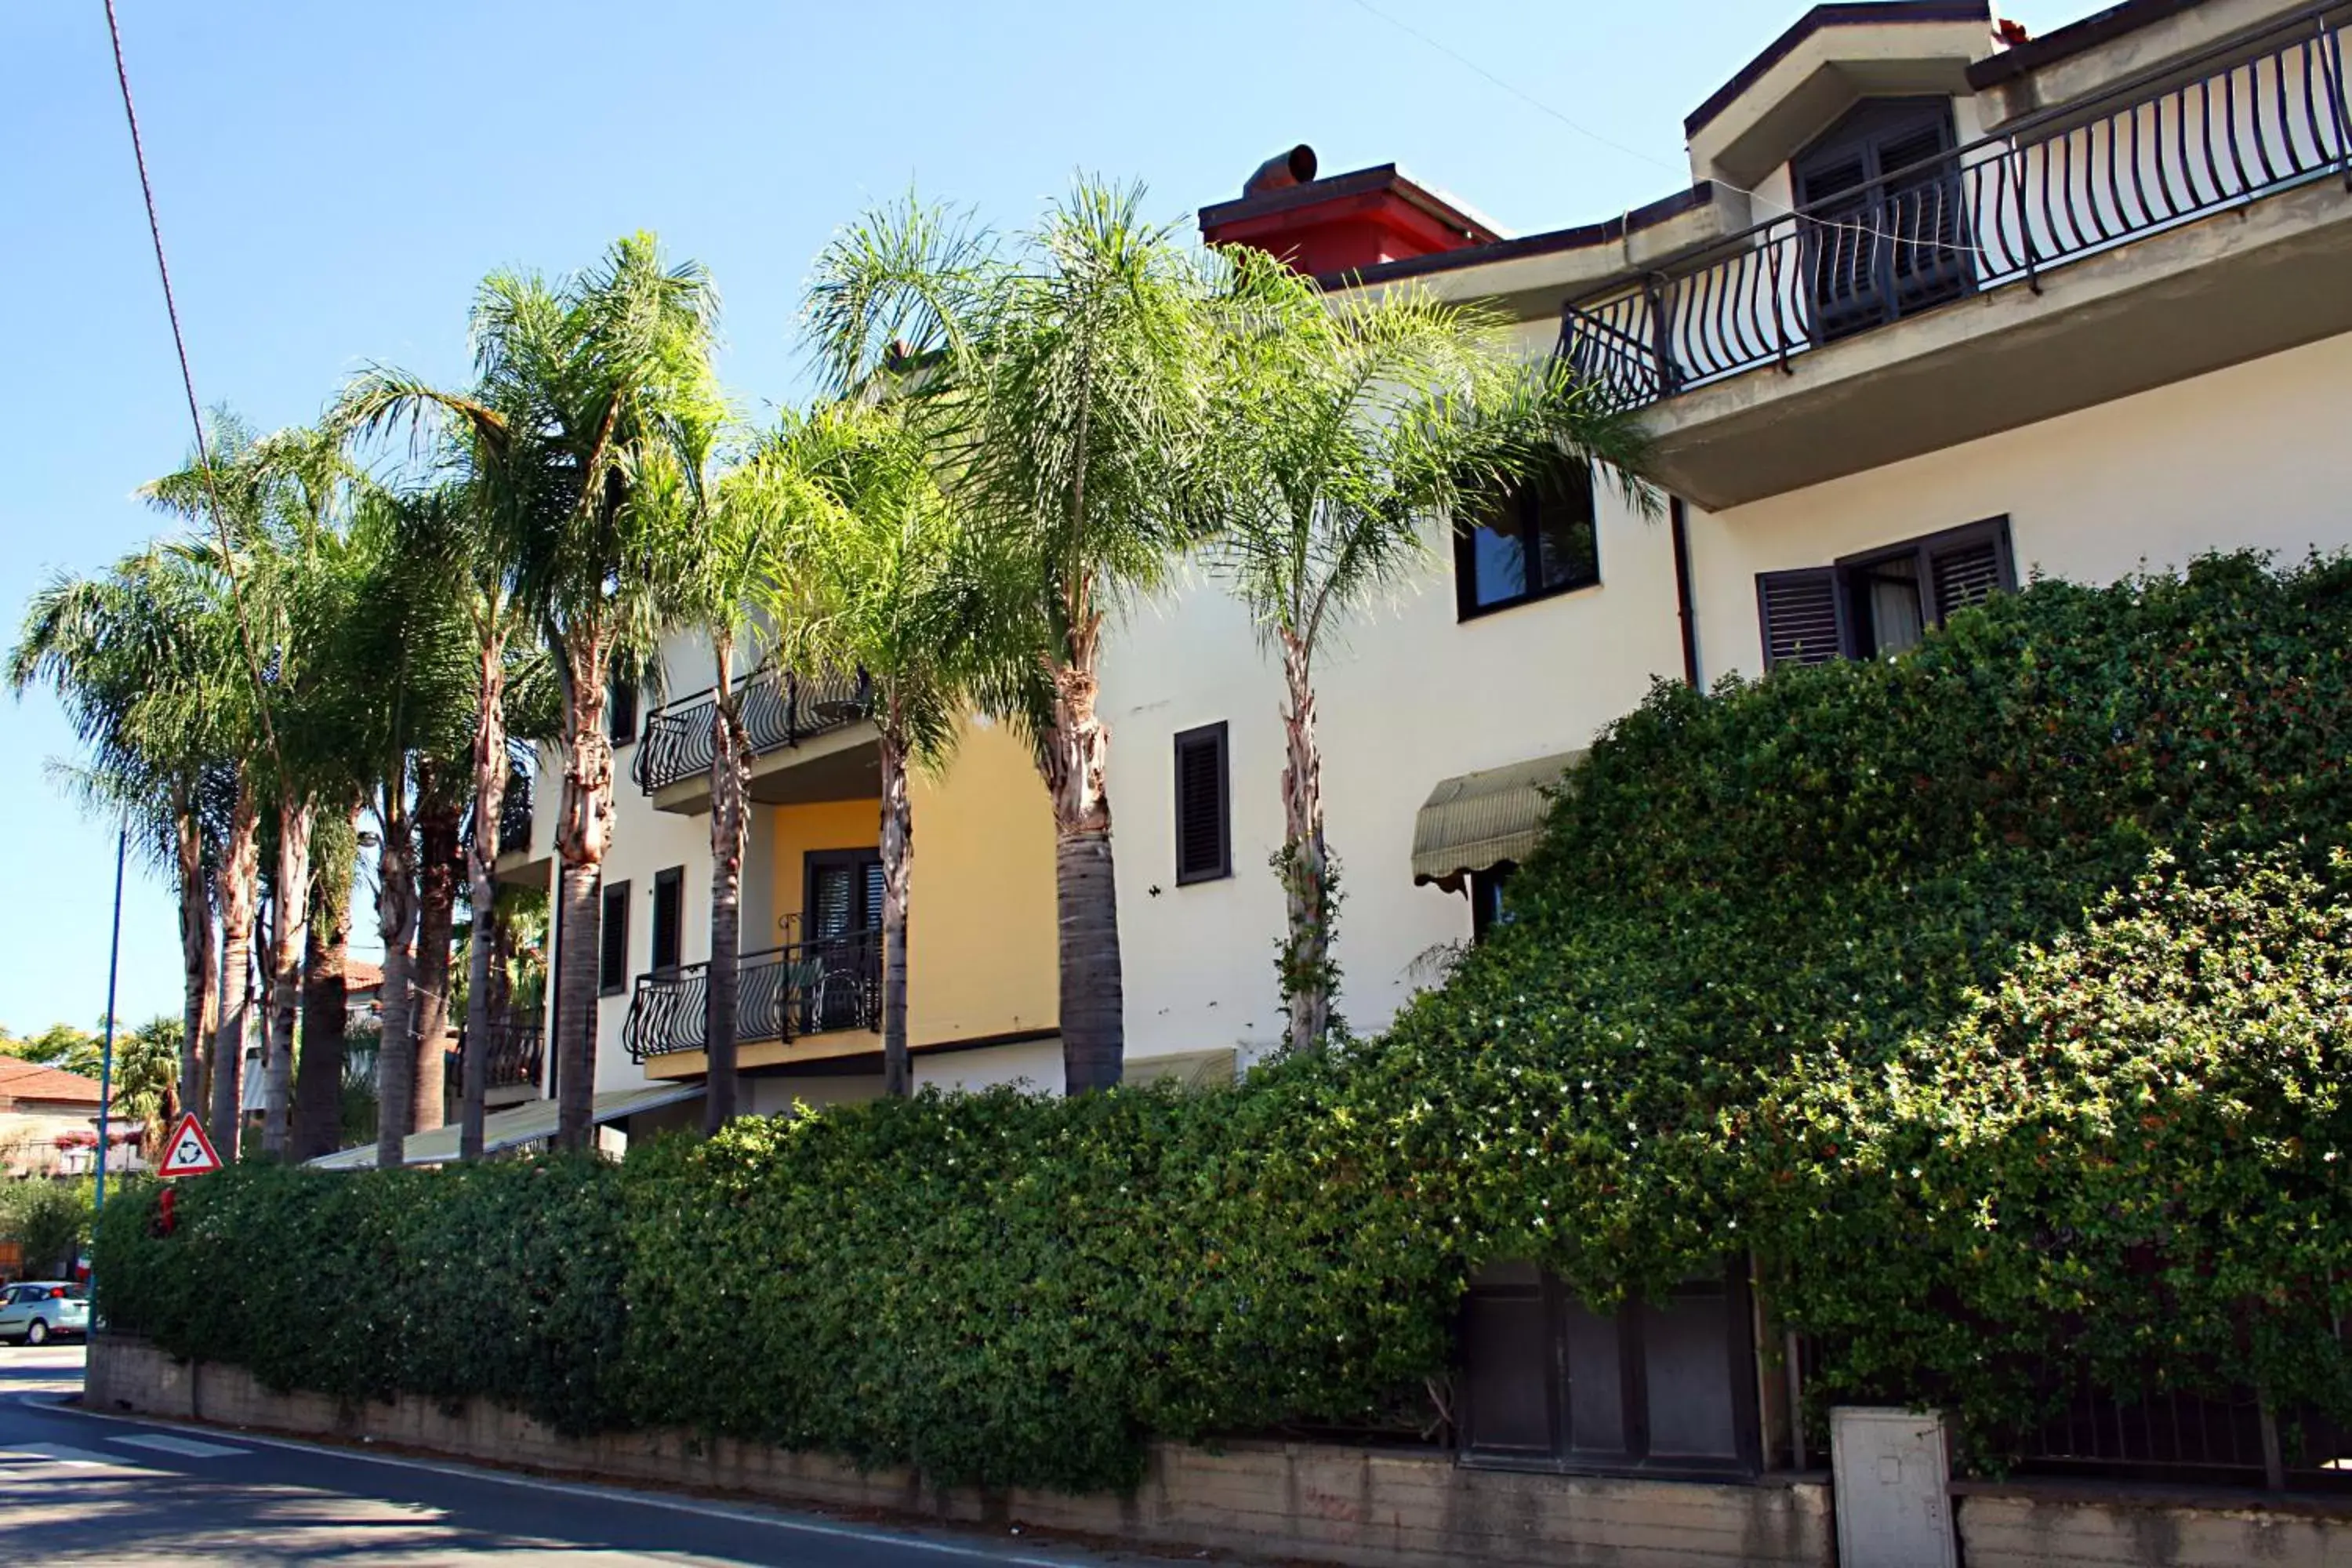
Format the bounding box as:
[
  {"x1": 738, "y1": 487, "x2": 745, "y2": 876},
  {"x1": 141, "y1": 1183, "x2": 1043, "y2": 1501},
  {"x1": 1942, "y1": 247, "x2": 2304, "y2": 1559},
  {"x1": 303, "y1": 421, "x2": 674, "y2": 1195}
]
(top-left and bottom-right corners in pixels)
[
  {"x1": 292, "y1": 812, "x2": 356, "y2": 1161},
  {"x1": 550, "y1": 644, "x2": 615, "y2": 1152},
  {"x1": 459, "y1": 636, "x2": 508, "y2": 1161},
  {"x1": 552, "y1": 862, "x2": 602, "y2": 1150},
  {"x1": 1040, "y1": 622, "x2": 1123, "y2": 1093},
  {"x1": 173, "y1": 780, "x2": 215, "y2": 1127},
  {"x1": 877, "y1": 724, "x2": 914, "y2": 1098},
  {"x1": 209, "y1": 779, "x2": 261, "y2": 1156},
  {"x1": 703, "y1": 644, "x2": 748, "y2": 1134},
  {"x1": 262, "y1": 797, "x2": 314, "y2": 1156},
  {"x1": 1277, "y1": 632, "x2": 1333, "y2": 1054},
  {"x1": 411, "y1": 792, "x2": 463, "y2": 1134},
  {"x1": 374, "y1": 793, "x2": 419, "y2": 1171}
]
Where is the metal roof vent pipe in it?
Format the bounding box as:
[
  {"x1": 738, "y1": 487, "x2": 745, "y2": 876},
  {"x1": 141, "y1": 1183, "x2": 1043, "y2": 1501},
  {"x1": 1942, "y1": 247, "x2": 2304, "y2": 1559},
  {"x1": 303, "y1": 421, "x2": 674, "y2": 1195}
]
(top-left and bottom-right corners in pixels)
[{"x1": 1243, "y1": 145, "x2": 1318, "y2": 196}]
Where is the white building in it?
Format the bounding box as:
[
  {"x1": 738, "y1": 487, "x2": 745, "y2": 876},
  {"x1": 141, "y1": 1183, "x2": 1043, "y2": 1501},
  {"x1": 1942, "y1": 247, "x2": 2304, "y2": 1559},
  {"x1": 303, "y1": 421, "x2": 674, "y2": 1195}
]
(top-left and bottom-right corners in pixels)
[{"x1": 484, "y1": 0, "x2": 2352, "y2": 1142}]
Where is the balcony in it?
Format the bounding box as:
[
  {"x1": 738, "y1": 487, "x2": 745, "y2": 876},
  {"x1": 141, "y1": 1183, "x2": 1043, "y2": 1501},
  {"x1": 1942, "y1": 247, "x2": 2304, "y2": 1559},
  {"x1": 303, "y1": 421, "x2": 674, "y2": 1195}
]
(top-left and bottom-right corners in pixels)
[
  {"x1": 1562, "y1": 4, "x2": 2352, "y2": 507},
  {"x1": 622, "y1": 927, "x2": 882, "y2": 1062},
  {"x1": 446, "y1": 1007, "x2": 545, "y2": 1098},
  {"x1": 630, "y1": 668, "x2": 873, "y2": 806}
]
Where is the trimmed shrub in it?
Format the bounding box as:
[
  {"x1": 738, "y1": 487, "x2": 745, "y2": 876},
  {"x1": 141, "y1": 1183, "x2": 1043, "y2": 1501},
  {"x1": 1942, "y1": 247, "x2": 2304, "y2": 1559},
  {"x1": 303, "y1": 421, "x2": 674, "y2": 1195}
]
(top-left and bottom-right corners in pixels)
[
  {"x1": 95, "y1": 1156, "x2": 626, "y2": 1434},
  {"x1": 92, "y1": 553, "x2": 2352, "y2": 1484}
]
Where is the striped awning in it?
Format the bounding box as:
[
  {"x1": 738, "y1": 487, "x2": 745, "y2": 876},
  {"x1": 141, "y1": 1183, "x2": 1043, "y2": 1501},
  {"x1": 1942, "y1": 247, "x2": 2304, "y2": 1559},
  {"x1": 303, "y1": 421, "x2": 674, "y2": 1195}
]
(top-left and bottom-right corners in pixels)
[
  {"x1": 307, "y1": 1082, "x2": 702, "y2": 1169},
  {"x1": 1410, "y1": 750, "x2": 1586, "y2": 892}
]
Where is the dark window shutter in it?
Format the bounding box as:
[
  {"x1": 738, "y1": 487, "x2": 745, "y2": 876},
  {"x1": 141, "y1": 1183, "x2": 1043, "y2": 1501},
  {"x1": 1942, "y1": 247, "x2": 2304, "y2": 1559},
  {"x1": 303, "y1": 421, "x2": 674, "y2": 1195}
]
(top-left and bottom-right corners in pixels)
[
  {"x1": 1174, "y1": 723, "x2": 1230, "y2": 884},
  {"x1": 809, "y1": 865, "x2": 853, "y2": 939},
  {"x1": 599, "y1": 880, "x2": 631, "y2": 994},
  {"x1": 1757, "y1": 568, "x2": 1849, "y2": 669},
  {"x1": 607, "y1": 681, "x2": 637, "y2": 746},
  {"x1": 1929, "y1": 532, "x2": 2011, "y2": 621},
  {"x1": 651, "y1": 868, "x2": 682, "y2": 973},
  {"x1": 863, "y1": 860, "x2": 887, "y2": 928}
]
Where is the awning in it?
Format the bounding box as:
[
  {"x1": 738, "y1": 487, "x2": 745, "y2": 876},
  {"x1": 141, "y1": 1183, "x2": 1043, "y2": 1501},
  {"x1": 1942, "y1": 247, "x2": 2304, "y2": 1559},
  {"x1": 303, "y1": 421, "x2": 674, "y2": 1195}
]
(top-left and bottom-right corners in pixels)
[
  {"x1": 307, "y1": 1082, "x2": 703, "y2": 1169},
  {"x1": 1126, "y1": 1047, "x2": 1238, "y2": 1088},
  {"x1": 1410, "y1": 749, "x2": 1587, "y2": 892}
]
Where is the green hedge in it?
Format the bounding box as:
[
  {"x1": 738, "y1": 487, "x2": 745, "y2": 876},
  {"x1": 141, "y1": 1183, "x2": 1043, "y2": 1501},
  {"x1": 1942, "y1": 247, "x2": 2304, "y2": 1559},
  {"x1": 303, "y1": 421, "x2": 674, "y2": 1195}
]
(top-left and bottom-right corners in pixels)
[
  {"x1": 94, "y1": 554, "x2": 2352, "y2": 1485},
  {"x1": 95, "y1": 1156, "x2": 626, "y2": 1434}
]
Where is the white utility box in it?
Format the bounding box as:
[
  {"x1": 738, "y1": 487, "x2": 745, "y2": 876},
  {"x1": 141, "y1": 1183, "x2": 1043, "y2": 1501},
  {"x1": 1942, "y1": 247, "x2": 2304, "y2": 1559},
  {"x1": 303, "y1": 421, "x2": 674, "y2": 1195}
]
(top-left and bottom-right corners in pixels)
[{"x1": 1830, "y1": 1406, "x2": 1957, "y2": 1568}]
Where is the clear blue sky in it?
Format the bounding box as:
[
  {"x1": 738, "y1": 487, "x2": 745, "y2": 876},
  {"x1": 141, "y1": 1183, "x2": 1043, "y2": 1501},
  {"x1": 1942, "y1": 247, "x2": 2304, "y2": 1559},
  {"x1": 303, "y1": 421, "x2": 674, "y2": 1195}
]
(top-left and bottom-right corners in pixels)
[{"x1": 0, "y1": 0, "x2": 2080, "y2": 1035}]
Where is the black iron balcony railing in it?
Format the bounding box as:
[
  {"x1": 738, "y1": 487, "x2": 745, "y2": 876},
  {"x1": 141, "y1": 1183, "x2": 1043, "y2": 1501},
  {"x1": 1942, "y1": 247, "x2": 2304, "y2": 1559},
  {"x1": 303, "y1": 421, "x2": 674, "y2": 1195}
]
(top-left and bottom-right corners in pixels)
[
  {"x1": 630, "y1": 669, "x2": 871, "y2": 797},
  {"x1": 622, "y1": 927, "x2": 882, "y2": 1061},
  {"x1": 1562, "y1": 3, "x2": 2352, "y2": 408},
  {"x1": 446, "y1": 1007, "x2": 546, "y2": 1094}
]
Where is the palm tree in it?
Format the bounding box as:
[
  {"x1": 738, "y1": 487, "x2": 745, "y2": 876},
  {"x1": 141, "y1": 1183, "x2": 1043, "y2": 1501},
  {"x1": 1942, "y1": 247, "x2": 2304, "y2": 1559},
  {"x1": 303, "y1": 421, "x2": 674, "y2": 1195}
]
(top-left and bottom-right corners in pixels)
[
  {"x1": 767, "y1": 405, "x2": 981, "y2": 1097},
  {"x1": 292, "y1": 800, "x2": 361, "y2": 1160},
  {"x1": 809, "y1": 183, "x2": 1221, "y2": 1092},
  {"x1": 1201, "y1": 252, "x2": 1657, "y2": 1052},
  {"x1": 340, "y1": 233, "x2": 723, "y2": 1151},
  {"x1": 9, "y1": 550, "x2": 231, "y2": 1131},
  {"x1": 630, "y1": 424, "x2": 801, "y2": 1130}
]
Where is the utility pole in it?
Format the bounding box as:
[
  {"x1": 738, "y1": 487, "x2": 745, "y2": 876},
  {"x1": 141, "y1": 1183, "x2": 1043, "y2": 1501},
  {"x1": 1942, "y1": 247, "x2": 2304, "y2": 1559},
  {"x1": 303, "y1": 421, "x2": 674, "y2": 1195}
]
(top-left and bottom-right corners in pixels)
[{"x1": 95, "y1": 823, "x2": 128, "y2": 1213}]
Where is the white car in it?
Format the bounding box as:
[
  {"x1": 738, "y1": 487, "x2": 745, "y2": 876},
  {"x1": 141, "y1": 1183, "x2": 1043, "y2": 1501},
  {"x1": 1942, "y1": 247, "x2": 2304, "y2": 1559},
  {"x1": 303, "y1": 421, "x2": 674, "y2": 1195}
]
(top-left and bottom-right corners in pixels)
[{"x1": 0, "y1": 1282, "x2": 89, "y2": 1345}]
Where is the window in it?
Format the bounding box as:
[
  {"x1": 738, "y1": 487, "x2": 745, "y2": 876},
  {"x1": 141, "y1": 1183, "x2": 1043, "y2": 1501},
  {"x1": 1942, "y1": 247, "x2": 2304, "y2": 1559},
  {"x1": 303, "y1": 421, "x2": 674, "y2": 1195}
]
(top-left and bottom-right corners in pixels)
[
  {"x1": 1173, "y1": 722, "x2": 1230, "y2": 885},
  {"x1": 1458, "y1": 1258, "x2": 1762, "y2": 1476},
  {"x1": 804, "y1": 850, "x2": 884, "y2": 938},
  {"x1": 606, "y1": 678, "x2": 637, "y2": 747},
  {"x1": 651, "y1": 866, "x2": 683, "y2": 975},
  {"x1": 1793, "y1": 97, "x2": 1973, "y2": 343},
  {"x1": 1758, "y1": 516, "x2": 2015, "y2": 670},
  {"x1": 599, "y1": 880, "x2": 630, "y2": 996},
  {"x1": 1455, "y1": 459, "x2": 1600, "y2": 619},
  {"x1": 1471, "y1": 864, "x2": 1517, "y2": 942}
]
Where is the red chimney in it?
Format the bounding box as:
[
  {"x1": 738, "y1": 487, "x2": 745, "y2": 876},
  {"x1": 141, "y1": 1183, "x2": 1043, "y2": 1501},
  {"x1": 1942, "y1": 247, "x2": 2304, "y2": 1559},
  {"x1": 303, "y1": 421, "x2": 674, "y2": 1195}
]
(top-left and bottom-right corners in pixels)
[{"x1": 1201, "y1": 147, "x2": 1500, "y2": 280}]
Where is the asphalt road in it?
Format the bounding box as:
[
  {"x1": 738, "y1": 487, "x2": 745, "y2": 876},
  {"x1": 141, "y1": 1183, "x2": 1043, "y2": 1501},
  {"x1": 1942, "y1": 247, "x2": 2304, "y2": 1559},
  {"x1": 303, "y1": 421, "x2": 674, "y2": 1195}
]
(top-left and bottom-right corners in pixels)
[{"x1": 0, "y1": 1345, "x2": 1152, "y2": 1566}]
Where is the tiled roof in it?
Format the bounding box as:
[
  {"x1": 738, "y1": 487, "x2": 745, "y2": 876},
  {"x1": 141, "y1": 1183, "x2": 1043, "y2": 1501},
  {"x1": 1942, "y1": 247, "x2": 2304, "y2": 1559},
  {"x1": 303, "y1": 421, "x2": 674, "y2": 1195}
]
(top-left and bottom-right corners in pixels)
[
  {"x1": 345, "y1": 960, "x2": 385, "y2": 992},
  {"x1": 0, "y1": 1056, "x2": 106, "y2": 1109}
]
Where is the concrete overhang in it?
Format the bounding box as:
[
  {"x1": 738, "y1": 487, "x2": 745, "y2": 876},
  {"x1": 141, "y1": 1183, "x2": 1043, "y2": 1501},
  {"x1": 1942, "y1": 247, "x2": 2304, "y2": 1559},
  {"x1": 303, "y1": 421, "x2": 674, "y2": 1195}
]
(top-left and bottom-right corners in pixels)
[
  {"x1": 1639, "y1": 175, "x2": 2352, "y2": 509},
  {"x1": 1687, "y1": 6, "x2": 1995, "y2": 189},
  {"x1": 649, "y1": 727, "x2": 881, "y2": 816}
]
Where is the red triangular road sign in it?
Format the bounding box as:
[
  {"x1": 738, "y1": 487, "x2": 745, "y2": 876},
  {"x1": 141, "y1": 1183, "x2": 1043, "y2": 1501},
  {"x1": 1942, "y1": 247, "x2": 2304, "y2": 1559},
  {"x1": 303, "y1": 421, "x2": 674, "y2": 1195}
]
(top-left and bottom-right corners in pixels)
[{"x1": 157, "y1": 1112, "x2": 223, "y2": 1177}]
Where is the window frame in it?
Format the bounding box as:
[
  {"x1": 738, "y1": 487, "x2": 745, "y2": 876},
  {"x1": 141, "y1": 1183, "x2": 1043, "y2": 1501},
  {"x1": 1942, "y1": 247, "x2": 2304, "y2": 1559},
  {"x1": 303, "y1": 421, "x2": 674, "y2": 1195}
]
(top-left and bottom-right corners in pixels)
[
  {"x1": 1172, "y1": 721, "x2": 1232, "y2": 887},
  {"x1": 650, "y1": 866, "x2": 684, "y2": 976},
  {"x1": 1453, "y1": 461, "x2": 1604, "y2": 622},
  {"x1": 606, "y1": 679, "x2": 638, "y2": 749},
  {"x1": 598, "y1": 880, "x2": 631, "y2": 997},
  {"x1": 1470, "y1": 863, "x2": 1517, "y2": 943},
  {"x1": 1758, "y1": 514, "x2": 2016, "y2": 670},
  {"x1": 802, "y1": 848, "x2": 884, "y2": 938},
  {"x1": 1457, "y1": 1256, "x2": 1763, "y2": 1479}
]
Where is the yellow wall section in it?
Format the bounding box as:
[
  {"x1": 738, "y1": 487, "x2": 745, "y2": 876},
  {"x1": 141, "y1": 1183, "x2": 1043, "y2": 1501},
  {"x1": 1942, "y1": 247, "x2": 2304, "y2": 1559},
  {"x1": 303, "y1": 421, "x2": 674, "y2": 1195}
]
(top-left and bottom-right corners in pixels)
[
  {"x1": 904, "y1": 722, "x2": 1058, "y2": 1046},
  {"x1": 751, "y1": 721, "x2": 1058, "y2": 1050},
  {"x1": 765, "y1": 798, "x2": 887, "y2": 946}
]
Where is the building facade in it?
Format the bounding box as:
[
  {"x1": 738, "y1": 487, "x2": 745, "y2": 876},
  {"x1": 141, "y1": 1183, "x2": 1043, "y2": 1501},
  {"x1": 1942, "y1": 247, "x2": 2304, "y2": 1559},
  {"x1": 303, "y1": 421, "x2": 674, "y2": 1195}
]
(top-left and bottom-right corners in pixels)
[{"x1": 487, "y1": 0, "x2": 2352, "y2": 1144}]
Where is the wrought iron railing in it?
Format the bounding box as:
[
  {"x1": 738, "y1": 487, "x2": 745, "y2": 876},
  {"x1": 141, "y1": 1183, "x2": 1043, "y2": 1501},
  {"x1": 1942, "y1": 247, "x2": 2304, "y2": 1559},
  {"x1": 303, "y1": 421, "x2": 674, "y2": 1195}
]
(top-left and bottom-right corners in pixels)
[
  {"x1": 446, "y1": 1007, "x2": 545, "y2": 1094},
  {"x1": 622, "y1": 927, "x2": 882, "y2": 1061},
  {"x1": 2012, "y1": 1374, "x2": 2352, "y2": 1490},
  {"x1": 1562, "y1": 3, "x2": 2352, "y2": 407},
  {"x1": 630, "y1": 668, "x2": 871, "y2": 796}
]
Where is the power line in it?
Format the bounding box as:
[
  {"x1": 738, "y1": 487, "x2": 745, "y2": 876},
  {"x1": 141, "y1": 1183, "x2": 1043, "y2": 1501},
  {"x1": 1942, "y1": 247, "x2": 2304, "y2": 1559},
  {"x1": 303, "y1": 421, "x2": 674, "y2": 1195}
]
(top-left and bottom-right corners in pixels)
[{"x1": 100, "y1": 0, "x2": 289, "y2": 784}]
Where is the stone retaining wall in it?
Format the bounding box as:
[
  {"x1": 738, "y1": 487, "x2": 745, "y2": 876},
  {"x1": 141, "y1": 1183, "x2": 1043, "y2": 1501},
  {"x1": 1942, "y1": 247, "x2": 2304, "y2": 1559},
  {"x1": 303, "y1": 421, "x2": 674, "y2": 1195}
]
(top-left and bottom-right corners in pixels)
[
  {"x1": 85, "y1": 1334, "x2": 1833, "y2": 1567},
  {"x1": 1955, "y1": 1481, "x2": 2352, "y2": 1568}
]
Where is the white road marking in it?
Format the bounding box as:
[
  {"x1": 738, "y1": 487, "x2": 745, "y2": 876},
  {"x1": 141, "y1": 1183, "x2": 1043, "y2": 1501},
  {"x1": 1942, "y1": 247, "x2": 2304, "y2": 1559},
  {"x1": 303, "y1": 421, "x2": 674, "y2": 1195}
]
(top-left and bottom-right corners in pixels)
[
  {"x1": 1, "y1": 1443, "x2": 122, "y2": 1467},
  {"x1": 110, "y1": 1432, "x2": 249, "y2": 1459},
  {"x1": 53, "y1": 1399, "x2": 1092, "y2": 1564}
]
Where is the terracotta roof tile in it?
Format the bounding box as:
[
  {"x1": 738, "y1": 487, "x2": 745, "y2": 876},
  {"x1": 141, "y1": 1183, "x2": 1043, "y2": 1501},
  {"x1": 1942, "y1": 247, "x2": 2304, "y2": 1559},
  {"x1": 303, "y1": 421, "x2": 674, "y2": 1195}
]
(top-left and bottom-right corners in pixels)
[{"x1": 0, "y1": 1056, "x2": 106, "y2": 1107}]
